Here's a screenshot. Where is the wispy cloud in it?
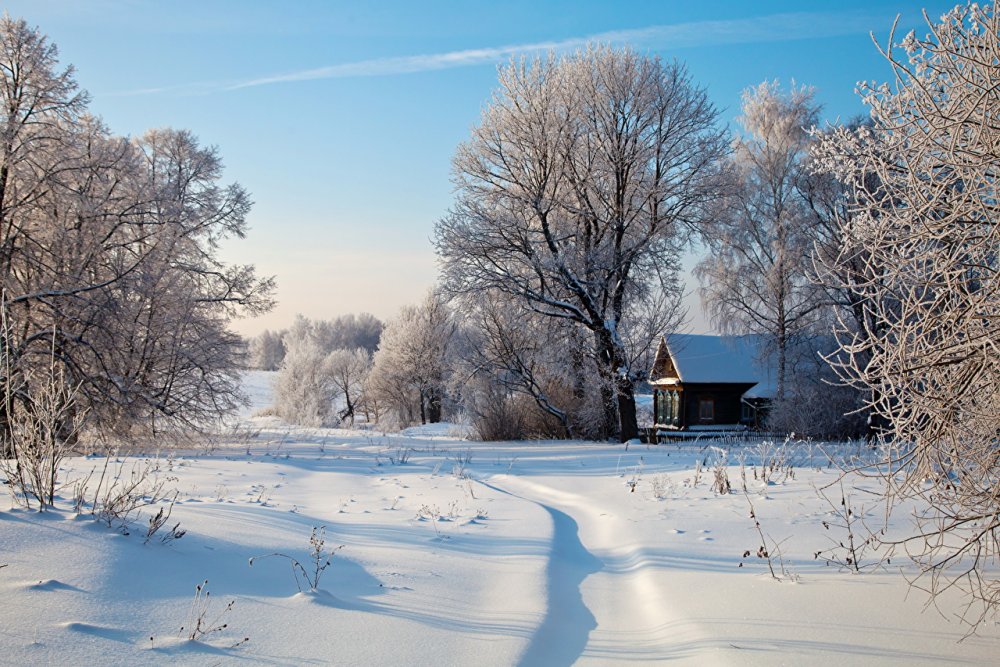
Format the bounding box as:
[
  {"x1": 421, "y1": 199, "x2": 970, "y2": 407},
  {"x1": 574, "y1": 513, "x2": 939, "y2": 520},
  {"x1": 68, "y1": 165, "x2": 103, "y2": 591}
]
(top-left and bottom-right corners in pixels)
[{"x1": 109, "y1": 10, "x2": 880, "y2": 96}]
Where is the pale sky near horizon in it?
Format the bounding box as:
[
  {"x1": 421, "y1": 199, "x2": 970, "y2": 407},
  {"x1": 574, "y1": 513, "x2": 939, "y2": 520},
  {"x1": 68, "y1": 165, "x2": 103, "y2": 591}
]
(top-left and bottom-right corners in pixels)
[{"x1": 5, "y1": 1, "x2": 960, "y2": 336}]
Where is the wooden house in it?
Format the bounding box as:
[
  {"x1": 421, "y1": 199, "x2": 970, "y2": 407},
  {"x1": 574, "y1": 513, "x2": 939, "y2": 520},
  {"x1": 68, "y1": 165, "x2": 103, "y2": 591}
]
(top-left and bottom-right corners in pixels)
[{"x1": 648, "y1": 334, "x2": 775, "y2": 433}]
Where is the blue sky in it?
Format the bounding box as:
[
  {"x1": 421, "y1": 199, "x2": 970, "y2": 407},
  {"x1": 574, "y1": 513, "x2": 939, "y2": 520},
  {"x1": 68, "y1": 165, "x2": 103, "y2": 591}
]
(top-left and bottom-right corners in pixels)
[{"x1": 5, "y1": 0, "x2": 959, "y2": 335}]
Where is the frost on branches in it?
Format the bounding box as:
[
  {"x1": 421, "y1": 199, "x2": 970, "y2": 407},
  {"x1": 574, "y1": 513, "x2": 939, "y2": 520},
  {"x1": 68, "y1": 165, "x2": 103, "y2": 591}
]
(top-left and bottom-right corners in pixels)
[
  {"x1": 696, "y1": 82, "x2": 826, "y2": 402},
  {"x1": 0, "y1": 17, "x2": 274, "y2": 455},
  {"x1": 815, "y1": 3, "x2": 1000, "y2": 625},
  {"x1": 435, "y1": 46, "x2": 726, "y2": 441}
]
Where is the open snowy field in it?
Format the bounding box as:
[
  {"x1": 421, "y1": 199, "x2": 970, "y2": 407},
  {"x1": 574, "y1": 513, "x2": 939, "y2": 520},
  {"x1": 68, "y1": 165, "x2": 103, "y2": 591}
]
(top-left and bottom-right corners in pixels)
[{"x1": 1, "y1": 372, "x2": 997, "y2": 666}]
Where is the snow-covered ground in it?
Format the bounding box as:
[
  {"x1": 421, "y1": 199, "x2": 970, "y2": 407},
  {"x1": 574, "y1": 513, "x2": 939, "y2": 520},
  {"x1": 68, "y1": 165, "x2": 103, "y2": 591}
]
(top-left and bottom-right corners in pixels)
[{"x1": 1, "y1": 372, "x2": 997, "y2": 665}]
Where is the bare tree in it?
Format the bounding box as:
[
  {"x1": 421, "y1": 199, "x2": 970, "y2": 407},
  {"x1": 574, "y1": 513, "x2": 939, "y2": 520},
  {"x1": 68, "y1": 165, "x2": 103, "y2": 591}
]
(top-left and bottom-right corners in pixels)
[
  {"x1": 814, "y1": 3, "x2": 1000, "y2": 626},
  {"x1": 0, "y1": 17, "x2": 274, "y2": 454},
  {"x1": 436, "y1": 46, "x2": 726, "y2": 441},
  {"x1": 696, "y1": 81, "x2": 826, "y2": 400}
]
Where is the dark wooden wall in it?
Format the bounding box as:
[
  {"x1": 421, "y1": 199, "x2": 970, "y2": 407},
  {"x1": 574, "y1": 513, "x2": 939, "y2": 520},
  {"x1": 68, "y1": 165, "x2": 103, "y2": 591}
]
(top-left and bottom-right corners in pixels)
[{"x1": 680, "y1": 383, "x2": 755, "y2": 427}]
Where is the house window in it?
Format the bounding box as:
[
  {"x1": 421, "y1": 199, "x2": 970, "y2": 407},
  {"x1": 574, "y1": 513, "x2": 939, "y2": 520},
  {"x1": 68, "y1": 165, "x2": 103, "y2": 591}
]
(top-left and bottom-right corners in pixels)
[
  {"x1": 655, "y1": 389, "x2": 682, "y2": 426},
  {"x1": 698, "y1": 398, "x2": 714, "y2": 422},
  {"x1": 741, "y1": 401, "x2": 753, "y2": 422}
]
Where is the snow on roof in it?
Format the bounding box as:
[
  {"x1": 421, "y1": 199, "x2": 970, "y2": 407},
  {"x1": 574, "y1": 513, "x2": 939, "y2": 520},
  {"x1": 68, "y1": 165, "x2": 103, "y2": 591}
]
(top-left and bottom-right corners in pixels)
[{"x1": 656, "y1": 333, "x2": 777, "y2": 398}]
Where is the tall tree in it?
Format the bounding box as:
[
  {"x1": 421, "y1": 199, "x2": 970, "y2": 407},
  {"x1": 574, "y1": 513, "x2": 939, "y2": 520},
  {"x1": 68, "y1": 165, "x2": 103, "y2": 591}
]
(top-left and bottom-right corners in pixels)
[
  {"x1": 0, "y1": 16, "x2": 274, "y2": 451},
  {"x1": 436, "y1": 46, "x2": 726, "y2": 441},
  {"x1": 696, "y1": 81, "x2": 825, "y2": 400}
]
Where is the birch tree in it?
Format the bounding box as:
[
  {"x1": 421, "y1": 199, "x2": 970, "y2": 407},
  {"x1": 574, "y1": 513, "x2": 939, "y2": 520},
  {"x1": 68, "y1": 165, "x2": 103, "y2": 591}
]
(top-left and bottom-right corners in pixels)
[
  {"x1": 696, "y1": 81, "x2": 825, "y2": 401},
  {"x1": 815, "y1": 3, "x2": 1000, "y2": 625},
  {"x1": 436, "y1": 46, "x2": 726, "y2": 441}
]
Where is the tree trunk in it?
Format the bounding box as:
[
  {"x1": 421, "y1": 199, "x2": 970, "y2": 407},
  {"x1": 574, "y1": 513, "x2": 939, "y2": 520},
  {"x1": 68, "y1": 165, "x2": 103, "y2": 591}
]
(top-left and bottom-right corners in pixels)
[
  {"x1": 615, "y1": 376, "x2": 639, "y2": 442},
  {"x1": 427, "y1": 388, "x2": 442, "y2": 423},
  {"x1": 341, "y1": 390, "x2": 355, "y2": 426},
  {"x1": 595, "y1": 328, "x2": 639, "y2": 442}
]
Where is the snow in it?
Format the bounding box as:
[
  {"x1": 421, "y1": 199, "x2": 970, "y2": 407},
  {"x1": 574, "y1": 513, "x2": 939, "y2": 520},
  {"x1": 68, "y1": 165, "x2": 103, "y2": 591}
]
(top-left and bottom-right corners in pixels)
[
  {"x1": 1, "y1": 372, "x2": 998, "y2": 665},
  {"x1": 663, "y1": 334, "x2": 776, "y2": 396}
]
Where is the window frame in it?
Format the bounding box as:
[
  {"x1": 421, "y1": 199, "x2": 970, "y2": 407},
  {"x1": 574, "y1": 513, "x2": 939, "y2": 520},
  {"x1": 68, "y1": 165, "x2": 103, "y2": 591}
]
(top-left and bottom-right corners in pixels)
[{"x1": 698, "y1": 397, "x2": 715, "y2": 422}]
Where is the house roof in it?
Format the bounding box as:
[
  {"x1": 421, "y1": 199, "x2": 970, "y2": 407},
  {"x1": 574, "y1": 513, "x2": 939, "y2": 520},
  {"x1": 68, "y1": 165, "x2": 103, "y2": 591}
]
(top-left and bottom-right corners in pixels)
[{"x1": 650, "y1": 333, "x2": 778, "y2": 398}]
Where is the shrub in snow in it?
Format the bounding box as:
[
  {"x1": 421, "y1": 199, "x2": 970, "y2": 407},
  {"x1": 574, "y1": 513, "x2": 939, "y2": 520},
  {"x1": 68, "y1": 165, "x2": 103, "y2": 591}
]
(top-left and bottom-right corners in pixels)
[
  {"x1": 709, "y1": 448, "x2": 731, "y2": 495},
  {"x1": 459, "y1": 376, "x2": 527, "y2": 441},
  {"x1": 813, "y1": 479, "x2": 884, "y2": 573},
  {"x1": 0, "y1": 356, "x2": 85, "y2": 510},
  {"x1": 144, "y1": 496, "x2": 186, "y2": 545},
  {"x1": 649, "y1": 474, "x2": 674, "y2": 501},
  {"x1": 812, "y1": 4, "x2": 1000, "y2": 626},
  {"x1": 175, "y1": 579, "x2": 245, "y2": 646},
  {"x1": 90, "y1": 459, "x2": 176, "y2": 533},
  {"x1": 740, "y1": 492, "x2": 792, "y2": 581},
  {"x1": 250, "y1": 526, "x2": 343, "y2": 593},
  {"x1": 764, "y1": 342, "x2": 866, "y2": 439},
  {"x1": 449, "y1": 299, "x2": 611, "y2": 441}
]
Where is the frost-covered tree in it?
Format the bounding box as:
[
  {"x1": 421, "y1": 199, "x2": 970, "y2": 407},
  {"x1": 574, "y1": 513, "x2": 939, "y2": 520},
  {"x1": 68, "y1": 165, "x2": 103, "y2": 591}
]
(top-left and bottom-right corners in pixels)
[
  {"x1": 250, "y1": 329, "x2": 287, "y2": 371},
  {"x1": 273, "y1": 335, "x2": 336, "y2": 427},
  {"x1": 319, "y1": 313, "x2": 383, "y2": 355},
  {"x1": 367, "y1": 291, "x2": 456, "y2": 427},
  {"x1": 814, "y1": 3, "x2": 1000, "y2": 625},
  {"x1": 0, "y1": 16, "x2": 274, "y2": 451},
  {"x1": 271, "y1": 321, "x2": 376, "y2": 427},
  {"x1": 436, "y1": 46, "x2": 726, "y2": 441},
  {"x1": 801, "y1": 119, "x2": 893, "y2": 436},
  {"x1": 696, "y1": 81, "x2": 825, "y2": 401},
  {"x1": 326, "y1": 348, "x2": 370, "y2": 426}
]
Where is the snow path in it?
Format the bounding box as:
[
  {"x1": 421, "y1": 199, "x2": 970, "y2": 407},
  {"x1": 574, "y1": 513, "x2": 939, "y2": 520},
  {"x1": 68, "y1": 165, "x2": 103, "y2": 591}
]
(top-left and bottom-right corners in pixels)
[
  {"x1": 485, "y1": 475, "x2": 710, "y2": 665},
  {"x1": 481, "y1": 479, "x2": 600, "y2": 666}
]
